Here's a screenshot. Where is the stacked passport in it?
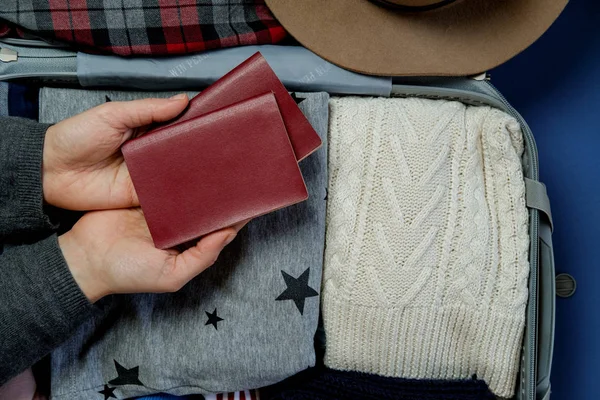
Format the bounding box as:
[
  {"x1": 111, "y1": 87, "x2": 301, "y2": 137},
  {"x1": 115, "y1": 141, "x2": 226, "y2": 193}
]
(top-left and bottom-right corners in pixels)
[{"x1": 122, "y1": 53, "x2": 322, "y2": 249}]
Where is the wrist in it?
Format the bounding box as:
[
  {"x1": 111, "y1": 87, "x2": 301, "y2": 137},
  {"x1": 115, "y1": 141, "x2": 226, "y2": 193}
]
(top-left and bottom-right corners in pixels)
[
  {"x1": 41, "y1": 125, "x2": 67, "y2": 208},
  {"x1": 58, "y1": 232, "x2": 110, "y2": 303},
  {"x1": 41, "y1": 125, "x2": 57, "y2": 206}
]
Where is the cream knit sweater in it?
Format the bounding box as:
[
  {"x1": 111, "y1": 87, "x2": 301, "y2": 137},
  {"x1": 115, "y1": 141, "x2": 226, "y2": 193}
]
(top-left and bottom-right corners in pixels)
[{"x1": 323, "y1": 97, "x2": 529, "y2": 398}]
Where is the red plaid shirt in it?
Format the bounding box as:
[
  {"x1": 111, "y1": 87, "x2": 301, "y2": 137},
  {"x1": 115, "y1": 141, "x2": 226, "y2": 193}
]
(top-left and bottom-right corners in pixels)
[{"x1": 0, "y1": 0, "x2": 286, "y2": 56}]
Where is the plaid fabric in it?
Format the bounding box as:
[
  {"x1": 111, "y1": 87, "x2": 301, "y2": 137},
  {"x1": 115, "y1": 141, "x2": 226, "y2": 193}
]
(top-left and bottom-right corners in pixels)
[
  {"x1": 0, "y1": 0, "x2": 286, "y2": 56},
  {"x1": 0, "y1": 20, "x2": 26, "y2": 37}
]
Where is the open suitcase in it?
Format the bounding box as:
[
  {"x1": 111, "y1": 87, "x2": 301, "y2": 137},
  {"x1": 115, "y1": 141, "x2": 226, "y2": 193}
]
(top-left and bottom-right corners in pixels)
[{"x1": 0, "y1": 37, "x2": 556, "y2": 400}]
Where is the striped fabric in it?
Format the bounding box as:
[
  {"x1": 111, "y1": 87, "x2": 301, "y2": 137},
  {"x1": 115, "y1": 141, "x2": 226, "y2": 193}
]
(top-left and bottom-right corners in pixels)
[
  {"x1": 207, "y1": 389, "x2": 259, "y2": 400},
  {"x1": 133, "y1": 389, "x2": 259, "y2": 400},
  {"x1": 0, "y1": 1, "x2": 286, "y2": 56}
]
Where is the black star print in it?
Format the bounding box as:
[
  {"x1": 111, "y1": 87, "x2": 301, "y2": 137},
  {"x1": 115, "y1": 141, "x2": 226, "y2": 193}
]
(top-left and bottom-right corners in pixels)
[
  {"x1": 291, "y1": 92, "x2": 305, "y2": 105},
  {"x1": 108, "y1": 360, "x2": 144, "y2": 386},
  {"x1": 105, "y1": 95, "x2": 112, "y2": 102},
  {"x1": 98, "y1": 384, "x2": 116, "y2": 399},
  {"x1": 205, "y1": 308, "x2": 224, "y2": 330},
  {"x1": 275, "y1": 268, "x2": 319, "y2": 315}
]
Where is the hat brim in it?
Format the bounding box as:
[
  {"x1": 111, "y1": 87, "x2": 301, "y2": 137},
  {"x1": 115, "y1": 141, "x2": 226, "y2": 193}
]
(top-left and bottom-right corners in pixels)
[{"x1": 265, "y1": 0, "x2": 568, "y2": 76}]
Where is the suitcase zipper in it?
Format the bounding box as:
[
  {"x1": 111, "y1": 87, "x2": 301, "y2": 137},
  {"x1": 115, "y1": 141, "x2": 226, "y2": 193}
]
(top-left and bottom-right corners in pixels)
[
  {"x1": 0, "y1": 39, "x2": 77, "y2": 82},
  {"x1": 0, "y1": 47, "x2": 17, "y2": 63}
]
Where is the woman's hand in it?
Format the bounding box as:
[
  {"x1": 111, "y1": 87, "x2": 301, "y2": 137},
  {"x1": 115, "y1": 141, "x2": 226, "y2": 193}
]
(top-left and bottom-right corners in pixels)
[
  {"x1": 42, "y1": 95, "x2": 189, "y2": 210},
  {"x1": 59, "y1": 208, "x2": 245, "y2": 303}
]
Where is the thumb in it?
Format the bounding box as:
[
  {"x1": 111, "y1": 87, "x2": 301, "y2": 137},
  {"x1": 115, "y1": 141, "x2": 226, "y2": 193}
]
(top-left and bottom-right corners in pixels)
[
  {"x1": 100, "y1": 94, "x2": 189, "y2": 133},
  {"x1": 171, "y1": 228, "x2": 238, "y2": 285}
]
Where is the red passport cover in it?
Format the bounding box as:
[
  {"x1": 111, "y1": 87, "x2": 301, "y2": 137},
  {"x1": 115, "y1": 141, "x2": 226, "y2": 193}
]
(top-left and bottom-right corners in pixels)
[
  {"x1": 164, "y1": 52, "x2": 321, "y2": 161},
  {"x1": 122, "y1": 92, "x2": 309, "y2": 249}
]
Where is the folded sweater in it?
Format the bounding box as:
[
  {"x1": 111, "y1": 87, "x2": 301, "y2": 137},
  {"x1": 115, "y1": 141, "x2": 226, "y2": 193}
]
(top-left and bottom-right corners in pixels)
[{"x1": 323, "y1": 97, "x2": 529, "y2": 397}]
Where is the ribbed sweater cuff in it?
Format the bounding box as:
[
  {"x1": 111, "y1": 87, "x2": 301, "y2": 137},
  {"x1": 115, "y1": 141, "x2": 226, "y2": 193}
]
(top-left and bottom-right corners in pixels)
[
  {"x1": 39, "y1": 235, "x2": 94, "y2": 323},
  {"x1": 323, "y1": 294, "x2": 525, "y2": 398},
  {"x1": 0, "y1": 119, "x2": 55, "y2": 235},
  {"x1": 15, "y1": 122, "x2": 53, "y2": 227}
]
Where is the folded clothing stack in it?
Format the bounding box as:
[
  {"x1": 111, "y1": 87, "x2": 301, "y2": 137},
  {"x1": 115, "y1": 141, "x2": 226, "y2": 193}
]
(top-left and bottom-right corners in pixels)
[
  {"x1": 46, "y1": 66, "x2": 330, "y2": 398},
  {"x1": 323, "y1": 96, "x2": 529, "y2": 398},
  {"x1": 40, "y1": 81, "x2": 528, "y2": 399}
]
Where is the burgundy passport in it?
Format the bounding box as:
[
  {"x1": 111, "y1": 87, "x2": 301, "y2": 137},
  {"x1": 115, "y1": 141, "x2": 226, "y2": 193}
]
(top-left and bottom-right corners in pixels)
[
  {"x1": 122, "y1": 92, "x2": 308, "y2": 249},
  {"x1": 164, "y1": 52, "x2": 321, "y2": 161}
]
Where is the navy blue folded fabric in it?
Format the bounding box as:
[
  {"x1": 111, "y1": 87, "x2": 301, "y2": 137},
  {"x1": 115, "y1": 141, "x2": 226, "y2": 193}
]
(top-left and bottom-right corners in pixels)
[
  {"x1": 7, "y1": 83, "x2": 38, "y2": 120},
  {"x1": 0, "y1": 82, "x2": 39, "y2": 120},
  {"x1": 262, "y1": 367, "x2": 496, "y2": 400}
]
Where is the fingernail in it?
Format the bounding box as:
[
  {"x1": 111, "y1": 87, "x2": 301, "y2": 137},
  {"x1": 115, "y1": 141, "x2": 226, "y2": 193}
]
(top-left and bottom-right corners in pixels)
[
  {"x1": 223, "y1": 233, "x2": 237, "y2": 246},
  {"x1": 169, "y1": 93, "x2": 187, "y2": 101}
]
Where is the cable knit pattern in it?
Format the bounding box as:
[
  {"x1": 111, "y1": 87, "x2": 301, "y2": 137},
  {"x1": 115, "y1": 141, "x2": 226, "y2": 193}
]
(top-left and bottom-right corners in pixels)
[{"x1": 323, "y1": 97, "x2": 529, "y2": 398}]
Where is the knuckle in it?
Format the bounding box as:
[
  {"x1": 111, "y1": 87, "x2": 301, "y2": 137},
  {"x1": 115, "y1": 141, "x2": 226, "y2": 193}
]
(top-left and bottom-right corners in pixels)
[
  {"x1": 161, "y1": 273, "x2": 183, "y2": 293},
  {"x1": 187, "y1": 242, "x2": 219, "y2": 268},
  {"x1": 166, "y1": 280, "x2": 183, "y2": 293},
  {"x1": 95, "y1": 102, "x2": 114, "y2": 118},
  {"x1": 209, "y1": 252, "x2": 220, "y2": 266},
  {"x1": 198, "y1": 246, "x2": 219, "y2": 267},
  {"x1": 204, "y1": 256, "x2": 218, "y2": 269},
  {"x1": 95, "y1": 103, "x2": 122, "y2": 129}
]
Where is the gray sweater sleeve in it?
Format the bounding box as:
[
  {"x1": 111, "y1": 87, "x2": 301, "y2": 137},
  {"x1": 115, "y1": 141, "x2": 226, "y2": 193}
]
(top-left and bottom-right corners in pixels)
[
  {"x1": 0, "y1": 117, "x2": 55, "y2": 238},
  {"x1": 0, "y1": 118, "x2": 95, "y2": 384},
  {"x1": 0, "y1": 235, "x2": 95, "y2": 385}
]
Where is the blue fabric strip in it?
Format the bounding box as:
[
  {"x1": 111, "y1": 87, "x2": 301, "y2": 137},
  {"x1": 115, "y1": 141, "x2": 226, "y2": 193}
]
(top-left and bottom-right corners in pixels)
[{"x1": 77, "y1": 45, "x2": 392, "y2": 97}]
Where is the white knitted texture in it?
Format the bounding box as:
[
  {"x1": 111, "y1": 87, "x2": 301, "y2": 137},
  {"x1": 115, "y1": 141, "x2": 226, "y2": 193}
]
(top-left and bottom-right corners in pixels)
[{"x1": 323, "y1": 97, "x2": 529, "y2": 398}]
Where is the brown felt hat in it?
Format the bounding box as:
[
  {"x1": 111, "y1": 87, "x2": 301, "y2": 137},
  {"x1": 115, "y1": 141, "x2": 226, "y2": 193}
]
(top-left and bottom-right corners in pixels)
[{"x1": 264, "y1": 0, "x2": 568, "y2": 76}]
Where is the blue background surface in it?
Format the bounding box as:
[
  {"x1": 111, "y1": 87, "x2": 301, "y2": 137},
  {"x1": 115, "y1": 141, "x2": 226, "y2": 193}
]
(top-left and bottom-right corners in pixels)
[{"x1": 492, "y1": 1, "x2": 599, "y2": 399}]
